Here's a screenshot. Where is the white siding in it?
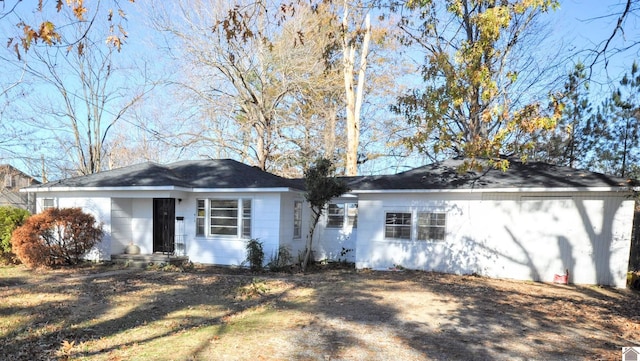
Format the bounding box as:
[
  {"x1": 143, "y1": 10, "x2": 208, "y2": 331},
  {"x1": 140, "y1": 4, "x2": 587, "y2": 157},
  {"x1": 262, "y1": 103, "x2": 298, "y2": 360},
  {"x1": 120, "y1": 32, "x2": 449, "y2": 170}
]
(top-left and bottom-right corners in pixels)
[
  {"x1": 355, "y1": 191, "x2": 635, "y2": 287},
  {"x1": 278, "y1": 192, "x2": 307, "y2": 263},
  {"x1": 131, "y1": 199, "x2": 153, "y2": 254},
  {"x1": 181, "y1": 192, "x2": 283, "y2": 266},
  {"x1": 313, "y1": 197, "x2": 358, "y2": 262},
  {"x1": 111, "y1": 198, "x2": 132, "y2": 254}
]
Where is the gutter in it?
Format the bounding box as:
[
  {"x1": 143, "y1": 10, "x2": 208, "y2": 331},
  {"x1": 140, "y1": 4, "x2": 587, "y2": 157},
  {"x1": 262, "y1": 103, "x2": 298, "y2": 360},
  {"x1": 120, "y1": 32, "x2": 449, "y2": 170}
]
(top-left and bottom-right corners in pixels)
[{"x1": 352, "y1": 186, "x2": 638, "y2": 194}]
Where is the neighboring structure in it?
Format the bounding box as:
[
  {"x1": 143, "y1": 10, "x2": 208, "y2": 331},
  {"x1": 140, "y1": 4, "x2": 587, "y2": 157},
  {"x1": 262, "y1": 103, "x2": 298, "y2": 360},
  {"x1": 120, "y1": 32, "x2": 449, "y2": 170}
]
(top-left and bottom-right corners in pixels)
[
  {"x1": 22, "y1": 158, "x2": 638, "y2": 287},
  {"x1": 0, "y1": 164, "x2": 39, "y2": 212}
]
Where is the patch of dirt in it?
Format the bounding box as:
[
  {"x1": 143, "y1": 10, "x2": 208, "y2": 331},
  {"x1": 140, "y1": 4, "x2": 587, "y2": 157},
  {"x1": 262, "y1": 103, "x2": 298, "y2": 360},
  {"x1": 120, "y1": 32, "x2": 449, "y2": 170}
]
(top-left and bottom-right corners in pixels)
[{"x1": 1, "y1": 263, "x2": 639, "y2": 360}]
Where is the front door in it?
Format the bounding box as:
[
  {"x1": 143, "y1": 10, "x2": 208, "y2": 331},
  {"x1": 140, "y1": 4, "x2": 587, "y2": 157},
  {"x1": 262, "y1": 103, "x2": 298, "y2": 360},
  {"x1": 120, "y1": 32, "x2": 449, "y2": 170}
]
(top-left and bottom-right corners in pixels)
[{"x1": 153, "y1": 198, "x2": 175, "y2": 253}]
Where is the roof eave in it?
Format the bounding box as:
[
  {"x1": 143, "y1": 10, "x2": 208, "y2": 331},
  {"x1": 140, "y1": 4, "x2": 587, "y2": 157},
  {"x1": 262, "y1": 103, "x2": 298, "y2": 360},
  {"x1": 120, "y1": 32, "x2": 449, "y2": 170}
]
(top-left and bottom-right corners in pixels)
[
  {"x1": 191, "y1": 187, "x2": 302, "y2": 193},
  {"x1": 21, "y1": 186, "x2": 190, "y2": 193},
  {"x1": 352, "y1": 186, "x2": 637, "y2": 194},
  {"x1": 22, "y1": 186, "x2": 303, "y2": 193}
]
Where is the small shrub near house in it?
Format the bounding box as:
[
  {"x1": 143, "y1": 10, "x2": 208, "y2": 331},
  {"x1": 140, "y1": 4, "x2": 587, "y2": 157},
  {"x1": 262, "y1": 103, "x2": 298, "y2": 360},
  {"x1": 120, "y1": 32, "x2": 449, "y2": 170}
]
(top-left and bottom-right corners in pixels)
[
  {"x1": 0, "y1": 206, "x2": 30, "y2": 264},
  {"x1": 244, "y1": 238, "x2": 264, "y2": 272},
  {"x1": 11, "y1": 207, "x2": 103, "y2": 268}
]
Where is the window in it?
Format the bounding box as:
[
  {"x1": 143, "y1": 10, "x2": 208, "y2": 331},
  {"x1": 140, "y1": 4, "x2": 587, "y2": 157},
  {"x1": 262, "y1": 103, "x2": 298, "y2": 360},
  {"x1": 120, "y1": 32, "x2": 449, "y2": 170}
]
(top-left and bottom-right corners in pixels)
[
  {"x1": 42, "y1": 198, "x2": 55, "y2": 210},
  {"x1": 385, "y1": 212, "x2": 411, "y2": 239},
  {"x1": 327, "y1": 202, "x2": 358, "y2": 229},
  {"x1": 4, "y1": 174, "x2": 12, "y2": 188},
  {"x1": 385, "y1": 211, "x2": 447, "y2": 241},
  {"x1": 241, "y1": 199, "x2": 251, "y2": 238},
  {"x1": 417, "y1": 212, "x2": 446, "y2": 241},
  {"x1": 346, "y1": 203, "x2": 358, "y2": 228},
  {"x1": 198, "y1": 198, "x2": 252, "y2": 238},
  {"x1": 196, "y1": 200, "x2": 205, "y2": 236},
  {"x1": 293, "y1": 201, "x2": 302, "y2": 238},
  {"x1": 327, "y1": 203, "x2": 345, "y2": 228}
]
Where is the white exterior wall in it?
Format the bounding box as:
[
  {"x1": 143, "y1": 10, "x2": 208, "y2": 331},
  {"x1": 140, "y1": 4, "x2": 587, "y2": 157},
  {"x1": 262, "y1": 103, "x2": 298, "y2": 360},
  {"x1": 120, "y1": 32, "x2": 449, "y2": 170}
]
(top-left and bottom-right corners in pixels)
[
  {"x1": 355, "y1": 191, "x2": 635, "y2": 287},
  {"x1": 313, "y1": 197, "x2": 358, "y2": 262},
  {"x1": 111, "y1": 198, "x2": 132, "y2": 254},
  {"x1": 34, "y1": 190, "x2": 291, "y2": 267},
  {"x1": 131, "y1": 198, "x2": 153, "y2": 254},
  {"x1": 181, "y1": 192, "x2": 284, "y2": 266},
  {"x1": 278, "y1": 192, "x2": 307, "y2": 263},
  {"x1": 36, "y1": 192, "x2": 113, "y2": 261}
]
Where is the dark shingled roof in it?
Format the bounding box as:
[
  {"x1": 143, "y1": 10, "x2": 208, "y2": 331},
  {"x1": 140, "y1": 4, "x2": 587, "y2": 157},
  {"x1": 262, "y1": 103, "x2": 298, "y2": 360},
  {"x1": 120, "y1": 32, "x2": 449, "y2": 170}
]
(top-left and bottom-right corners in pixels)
[
  {"x1": 347, "y1": 158, "x2": 638, "y2": 191},
  {"x1": 28, "y1": 159, "x2": 303, "y2": 190}
]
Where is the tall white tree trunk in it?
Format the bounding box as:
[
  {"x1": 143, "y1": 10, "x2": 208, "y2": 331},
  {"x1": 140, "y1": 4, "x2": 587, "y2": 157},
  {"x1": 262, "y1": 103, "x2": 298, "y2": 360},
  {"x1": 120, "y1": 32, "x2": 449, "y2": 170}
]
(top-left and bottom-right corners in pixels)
[{"x1": 343, "y1": 4, "x2": 371, "y2": 176}]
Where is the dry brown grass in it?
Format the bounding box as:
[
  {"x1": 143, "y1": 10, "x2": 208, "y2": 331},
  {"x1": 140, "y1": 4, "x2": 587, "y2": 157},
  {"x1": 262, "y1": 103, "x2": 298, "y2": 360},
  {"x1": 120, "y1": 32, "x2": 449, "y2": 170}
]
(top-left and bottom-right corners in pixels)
[{"x1": 1, "y1": 263, "x2": 639, "y2": 360}]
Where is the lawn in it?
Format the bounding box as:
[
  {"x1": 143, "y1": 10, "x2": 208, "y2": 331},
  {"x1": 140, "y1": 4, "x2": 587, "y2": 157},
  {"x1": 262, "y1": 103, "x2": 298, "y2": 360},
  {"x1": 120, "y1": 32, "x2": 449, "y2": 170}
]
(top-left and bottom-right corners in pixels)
[{"x1": 1, "y1": 263, "x2": 639, "y2": 360}]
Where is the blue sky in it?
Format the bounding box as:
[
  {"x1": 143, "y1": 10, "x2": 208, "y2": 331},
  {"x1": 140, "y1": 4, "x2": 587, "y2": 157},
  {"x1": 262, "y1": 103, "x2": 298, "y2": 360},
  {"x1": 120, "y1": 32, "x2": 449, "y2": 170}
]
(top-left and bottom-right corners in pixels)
[
  {"x1": 1, "y1": 0, "x2": 638, "y2": 179},
  {"x1": 550, "y1": 0, "x2": 639, "y2": 83}
]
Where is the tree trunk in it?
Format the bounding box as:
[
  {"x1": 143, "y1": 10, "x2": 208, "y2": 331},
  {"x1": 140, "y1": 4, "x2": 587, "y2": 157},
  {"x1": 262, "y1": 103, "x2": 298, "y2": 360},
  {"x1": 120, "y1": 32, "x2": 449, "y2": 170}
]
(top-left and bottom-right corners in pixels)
[
  {"x1": 343, "y1": 5, "x2": 371, "y2": 176},
  {"x1": 301, "y1": 209, "x2": 321, "y2": 272}
]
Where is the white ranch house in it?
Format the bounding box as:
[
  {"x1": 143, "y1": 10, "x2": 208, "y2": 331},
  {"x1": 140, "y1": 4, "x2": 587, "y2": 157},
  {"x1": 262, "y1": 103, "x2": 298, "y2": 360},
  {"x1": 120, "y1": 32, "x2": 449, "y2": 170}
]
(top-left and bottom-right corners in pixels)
[{"x1": 22, "y1": 158, "x2": 638, "y2": 287}]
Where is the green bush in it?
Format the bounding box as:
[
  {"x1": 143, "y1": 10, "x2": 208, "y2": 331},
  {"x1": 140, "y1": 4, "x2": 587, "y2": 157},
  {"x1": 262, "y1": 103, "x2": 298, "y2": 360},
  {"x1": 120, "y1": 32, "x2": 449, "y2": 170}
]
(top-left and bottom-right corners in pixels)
[
  {"x1": 0, "y1": 206, "x2": 30, "y2": 264},
  {"x1": 244, "y1": 238, "x2": 264, "y2": 272}
]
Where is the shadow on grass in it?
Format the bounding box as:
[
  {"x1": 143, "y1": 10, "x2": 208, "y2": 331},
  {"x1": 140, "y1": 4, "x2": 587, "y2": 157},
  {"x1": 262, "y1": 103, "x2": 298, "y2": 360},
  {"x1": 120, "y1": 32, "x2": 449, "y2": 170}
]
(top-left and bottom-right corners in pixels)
[{"x1": 1, "y1": 265, "x2": 639, "y2": 360}]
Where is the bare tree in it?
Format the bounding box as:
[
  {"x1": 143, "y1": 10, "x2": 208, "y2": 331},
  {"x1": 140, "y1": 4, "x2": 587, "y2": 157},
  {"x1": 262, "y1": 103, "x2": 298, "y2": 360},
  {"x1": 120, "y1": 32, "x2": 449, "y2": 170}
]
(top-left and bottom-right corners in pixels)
[
  {"x1": 150, "y1": 0, "x2": 294, "y2": 171},
  {"x1": 7, "y1": 4, "x2": 152, "y2": 176},
  {"x1": 150, "y1": 0, "x2": 352, "y2": 175},
  {"x1": 587, "y1": 0, "x2": 640, "y2": 74}
]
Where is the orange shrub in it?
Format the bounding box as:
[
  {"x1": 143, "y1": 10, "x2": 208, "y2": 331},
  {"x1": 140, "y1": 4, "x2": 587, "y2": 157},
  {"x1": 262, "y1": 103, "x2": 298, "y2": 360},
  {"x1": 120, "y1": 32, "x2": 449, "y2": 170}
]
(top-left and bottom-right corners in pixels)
[{"x1": 12, "y1": 207, "x2": 103, "y2": 268}]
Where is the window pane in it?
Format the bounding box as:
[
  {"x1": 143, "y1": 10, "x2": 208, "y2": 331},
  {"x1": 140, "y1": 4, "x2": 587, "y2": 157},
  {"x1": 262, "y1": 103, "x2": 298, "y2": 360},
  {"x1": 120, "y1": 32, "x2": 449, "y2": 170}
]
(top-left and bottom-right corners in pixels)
[
  {"x1": 385, "y1": 212, "x2": 411, "y2": 239},
  {"x1": 241, "y1": 199, "x2": 251, "y2": 238},
  {"x1": 293, "y1": 201, "x2": 302, "y2": 238},
  {"x1": 417, "y1": 212, "x2": 446, "y2": 241},
  {"x1": 211, "y1": 226, "x2": 237, "y2": 235},
  {"x1": 347, "y1": 203, "x2": 357, "y2": 228},
  {"x1": 327, "y1": 203, "x2": 344, "y2": 228},
  {"x1": 211, "y1": 209, "x2": 238, "y2": 218},
  {"x1": 196, "y1": 218, "x2": 205, "y2": 236},
  {"x1": 43, "y1": 198, "x2": 54, "y2": 210},
  {"x1": 210, "y1": 200, "x2": 239, "y2": 236},
  {"x1": 196, "y1": 200, "x2": 206, "y2": 236},
  {"x1": 212, "y1": 217, "x2": 237, "y2": 227},
  {"x1": 197, "y1": 200, "x2": 205, "y2": 217}
]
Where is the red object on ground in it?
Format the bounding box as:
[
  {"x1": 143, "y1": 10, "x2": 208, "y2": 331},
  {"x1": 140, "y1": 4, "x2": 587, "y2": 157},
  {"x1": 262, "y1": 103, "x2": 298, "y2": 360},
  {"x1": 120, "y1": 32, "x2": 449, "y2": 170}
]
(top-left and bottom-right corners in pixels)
[{"x1": 553, "y1": 269, "x2": 569, "y2": 284}]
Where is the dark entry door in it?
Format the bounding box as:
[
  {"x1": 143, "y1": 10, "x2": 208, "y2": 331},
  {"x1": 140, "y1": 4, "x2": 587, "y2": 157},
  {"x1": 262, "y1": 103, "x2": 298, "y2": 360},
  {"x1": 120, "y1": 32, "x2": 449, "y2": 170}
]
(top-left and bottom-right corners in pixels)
[{"x1": 153, "y1": 198, "x2": 175, "y2": 253}]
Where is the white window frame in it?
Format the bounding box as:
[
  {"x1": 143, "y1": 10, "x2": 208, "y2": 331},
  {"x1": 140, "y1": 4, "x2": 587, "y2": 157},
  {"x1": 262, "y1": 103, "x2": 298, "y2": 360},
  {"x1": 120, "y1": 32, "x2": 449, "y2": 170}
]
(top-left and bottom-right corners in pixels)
[
  {"x1": 42, "y1": 198, "x2": 55, "y2": 211},
  {"x1": 326, "y1": 202, "x2": 357, "y2": 229},
  {"x1": 384, "y1": 212, "x2": 412, "y2": 239},
  {"x1": 195, "y1": 198, "x2": 252, "y2": 238},
  {"x1": 384, "y1": 210, "x2": 447, "y2": 242},
  {"x1": 293, "y1": 200, "x2": 303, "y2": 239},
  {"x1": 196, "y1": 199, "x2": 206, "y2": 236},
  {"x1": 416, "y1": 212, "x2": 446, "y2": 241}
]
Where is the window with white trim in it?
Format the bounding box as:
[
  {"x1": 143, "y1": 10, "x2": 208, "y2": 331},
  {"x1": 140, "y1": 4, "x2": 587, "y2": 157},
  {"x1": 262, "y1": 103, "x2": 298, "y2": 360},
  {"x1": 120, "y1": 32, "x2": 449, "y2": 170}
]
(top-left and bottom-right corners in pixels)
[
  {"x1": 417, "y1": 212, "x2": 446, "y2": 241},
  {"x1": 196, "y1": 200, "x2": 206, "y2": 236},
  {"x1": 327, "y1": 202, "x2": 357, "y2": 229},
  {"x1": 327, "y1": 203, "x2": 345, "y2": 228},
  {"x1": 385, "y1": 212, "x2": 411, "y2": 239},
  {"x1": 196, "y1": 198, "x2": 252, "y2": 238},
  {"x1": 42, "y1": 198, "x2": 55, "y2": 211},
  {"x1": 241, "y1": 199, "x2": 251, "y2": 238},
  {"x1": 385, "y1": 211, "x2": 446, "y2": 241},
  {"x1": 293, "y1": 201, "x2": 303, "y2": 239}
]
